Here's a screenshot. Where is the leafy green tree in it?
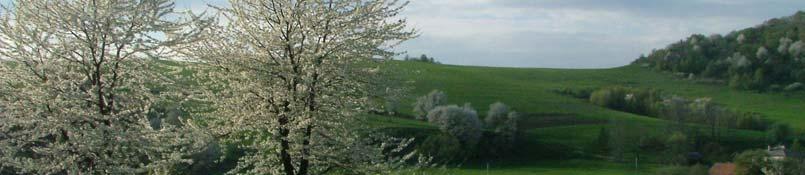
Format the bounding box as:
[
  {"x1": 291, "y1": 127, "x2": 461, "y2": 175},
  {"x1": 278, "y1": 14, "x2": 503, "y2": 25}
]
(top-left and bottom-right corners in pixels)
[
  {"x1": 419, "y1": 133, "x2": 464, "y2": 163},
  {"x1": 592, "y1": 127, "x2": 611, "y2": 154},
  {"x1": 767, "y1": 123, "x2": 792, "y2": 144},
  {"x1": 608, "y1": 119, "x2": 643, "y2": 162},
  {"x1": 734, "y1": 149, "x2": 769, "y2": 175},
  {"x1": 665, "y1": 132, "x2": 689, "y2": 165},
  {"x1": 792, "y1": 138, "x2": 804, "y2": 152}
]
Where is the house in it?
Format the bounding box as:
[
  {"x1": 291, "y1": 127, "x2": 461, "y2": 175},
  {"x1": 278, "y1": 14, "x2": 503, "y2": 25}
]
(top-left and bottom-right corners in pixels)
[
  {"x1": 766, "y1": 145, "x2": 804, "y2": 160},
  {"x1": 762, "y1": 145, "x2": 804, "y2": 175},
  {"x1": 709, "y1": 163, "x2": 735, "y2": 175}
]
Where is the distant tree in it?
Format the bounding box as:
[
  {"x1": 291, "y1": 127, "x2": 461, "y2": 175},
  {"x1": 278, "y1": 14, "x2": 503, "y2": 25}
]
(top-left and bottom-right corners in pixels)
[
  {"x1": 413, "y1": 90, "x2": 448, "y2": 120},
  {"x1": 608, "y1": 119, "x2": 642, "y2": 162},
  {"x1": 404, "y1": 54, "x2": 411, "y2": 61},
  {"x1": 756, "y1": 46, "x2": 769, "y2": 60},
  {"x1": 782, "y1": 159, "x2": 805, "y2": 175},
  {"x1": 734, "y1": 149, "x2": 769, "y2": 175},
  {"x1": 662, "y1": 96, "x2": 691, "y2": 126},
  {"x1": 427, "y1": 105, "x2": 483, "y2": 147},
  {"x1": 793, "y1": 138, "x2": 804, "y2": 152},
  {"x1": 727, "y1": 52, "x2": 750, "y2": 69},
  {"x1": 779, "y1": 37, "x2": 794, "y2": 54},
  {"x1": 484, "y1": 102, "x2": 519, "y2": 155},
  {"x1": 665, "y1": 132, "x2": 689, "y2": 165},
  {"x1": 500, "y1": 111, "x2": 519, "y2": 138},
  {"x1": 737, "y1": 33, "x2": 746, "y2": 44},
  {"x1": 485, "y1": 102, "x2": 511, "y2": 127},
  {"x1": 767, "y1": 123, "x2": 792, "y2": 144},
  {"x1": 709, "y1": 34, "x2": 723, "y2": 43},
  {"x1": 590, "y1": 87, "x2": 628, "y2": 110},
  {"x1": 420, "y1": 54, "x2": 430, "y2": 62},
  {"x1": 691, "y1": 98, "x2": 721, "y2": 139},
  {"x1": 789, "y1": 40, "x2": 805, "y2": 57},
  {"x1": 418, "y1": 133, "x2": 463, "y2": 163},
  {"x1": 592, "y1": 127, "x2": 611, "y2": 154}
]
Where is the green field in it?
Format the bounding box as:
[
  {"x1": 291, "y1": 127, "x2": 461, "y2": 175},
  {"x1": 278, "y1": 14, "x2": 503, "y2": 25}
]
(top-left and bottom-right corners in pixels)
[{"x1": 370, "y1": 61, "x2": 805, "y2": 174}]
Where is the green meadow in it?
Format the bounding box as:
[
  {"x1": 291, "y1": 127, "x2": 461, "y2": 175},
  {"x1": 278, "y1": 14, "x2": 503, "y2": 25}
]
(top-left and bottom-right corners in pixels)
[{"x1": 366, "y1": 60, "x2": 804, "y2": 174}]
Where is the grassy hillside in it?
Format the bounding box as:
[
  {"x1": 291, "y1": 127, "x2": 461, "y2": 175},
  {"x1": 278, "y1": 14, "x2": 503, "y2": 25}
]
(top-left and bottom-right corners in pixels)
[
  {"x1": 392, "y1": 61, "x2": 805, "y2": 129},
  {"x1": 372, "y1": 60, "x2": 805, "y2": 174},
  {"x1": 156, "y1": 59, "x2": 802, "y2": 174}
]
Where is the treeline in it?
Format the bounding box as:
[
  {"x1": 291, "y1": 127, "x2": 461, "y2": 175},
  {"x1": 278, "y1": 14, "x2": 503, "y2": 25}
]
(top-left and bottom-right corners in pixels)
[
  {"x1": 633, "y1": 11, "x2": 805, "y2": 92},
  {"x1": 556, "y1": 86, "x2": 805, "y2": 167},
  {"x1": 555, "y1": 86, "x2": 772, "y2": 132},
  {"x1": 403, "y1": 54, "x2": 440, "y2": 64}
]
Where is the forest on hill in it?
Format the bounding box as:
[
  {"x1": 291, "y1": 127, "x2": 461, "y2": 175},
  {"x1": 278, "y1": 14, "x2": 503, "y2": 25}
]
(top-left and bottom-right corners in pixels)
[{"x1": 634, "y1": 11, "x2": 805, "y2": 92}]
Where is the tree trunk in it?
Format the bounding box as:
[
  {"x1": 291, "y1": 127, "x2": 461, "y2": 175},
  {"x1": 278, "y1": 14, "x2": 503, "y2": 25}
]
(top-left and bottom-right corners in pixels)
[{"x1": 278, "y1": 115, "x2": 295, "y2": 175}]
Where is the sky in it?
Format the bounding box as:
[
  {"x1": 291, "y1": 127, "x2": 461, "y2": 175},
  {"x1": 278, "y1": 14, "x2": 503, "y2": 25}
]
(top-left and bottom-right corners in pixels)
[
  {"x1": 3, "y1": 0, "x2": 805, "y2": 68},
  {"x1": 173, "y1": 0, "x2": 805, "y2": 68}
]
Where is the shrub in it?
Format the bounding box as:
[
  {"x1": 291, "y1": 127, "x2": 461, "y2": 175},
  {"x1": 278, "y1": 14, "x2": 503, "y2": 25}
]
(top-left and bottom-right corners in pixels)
[
  {"x1": 590, "y1": 127, "x2": 611, "y2": 155},
  {"x1": 590, "y1": 86, "x2": 662, "y2": 116},
  {"x1": 553, "y1": 87, "x2": 594, "y2": 99},
  {"x1": 413, "y1": 90, "x2": 447, "y2": 120},
  {"x1": 427, "y1": 105, "x2": 483, "y2": 147},
  {"x1": 418, "y1": 133, "x2": 464, "y2": 163},
  {"x1": 590, "y1": 87, "x2": 628, "y2": 110},
  {"x1": 736, "y1": 113, "x2": 770, "y2": 131},
  {"x1": 665, "y1": 132, "x2": 689, "y2": 164},
  {"x1": 766, "y1": 123, "x2": 792, "y2": 144},
  {"x1": 734, "y1": 149, "x2": 769, "y2": 175},
  {"x1": 687, "y1": 164, "x2": 709, "y2": 175}
]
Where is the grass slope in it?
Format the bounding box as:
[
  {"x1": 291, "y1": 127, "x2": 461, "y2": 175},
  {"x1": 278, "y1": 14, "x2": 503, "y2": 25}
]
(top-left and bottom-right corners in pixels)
[{"x1": 377, "y1": 61, "x2": 803, "y2": 174}]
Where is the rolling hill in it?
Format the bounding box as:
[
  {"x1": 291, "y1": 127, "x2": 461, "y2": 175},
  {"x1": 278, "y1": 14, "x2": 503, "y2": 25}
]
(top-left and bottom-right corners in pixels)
[{"x1": 368, "y1": 60, "x2": 805, "y2": 174}]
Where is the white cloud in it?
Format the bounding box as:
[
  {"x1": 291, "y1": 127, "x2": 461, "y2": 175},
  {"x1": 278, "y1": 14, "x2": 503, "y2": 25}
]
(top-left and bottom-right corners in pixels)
[
  {"x1": 4, "y1": 0, "x2": 784, "y2": 68},
  {"x1": 395, "y1": 0, "x2": 804, "y2": 68}
]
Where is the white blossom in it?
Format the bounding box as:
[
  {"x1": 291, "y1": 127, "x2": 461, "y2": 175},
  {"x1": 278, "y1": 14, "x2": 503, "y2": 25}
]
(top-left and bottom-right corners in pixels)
[
  {"x1": 427, "y1": 105, "x2": 482, "y2": 147},
  {"x1": 779, "y1": 37, "x2": 794, "y2": 54},
  {"x1": 726, "y1": 52, "x2": 750, "y2": 68},
  {"x1": 413, "y1": 90, "x2": 448, "y2": 120},
  {"x1": 756, "y1": 46, "x2": 769, "y2": 60},
  {"x1": 181, "y1": 0, "x2": 423, "y2": 174},
  {"x1": 789, "y1": 40, "x2": 805, "y2": 57},
  {"x1": 0, "y1": 0, "x2": 212, "y2": 174}
]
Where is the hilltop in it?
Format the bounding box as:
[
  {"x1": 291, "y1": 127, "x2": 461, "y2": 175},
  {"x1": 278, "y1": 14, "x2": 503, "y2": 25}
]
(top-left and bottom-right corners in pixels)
[{"x1": 634, "y1": 11, "x2": 805, "y2": 92}]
